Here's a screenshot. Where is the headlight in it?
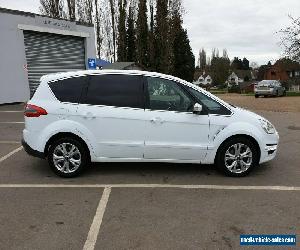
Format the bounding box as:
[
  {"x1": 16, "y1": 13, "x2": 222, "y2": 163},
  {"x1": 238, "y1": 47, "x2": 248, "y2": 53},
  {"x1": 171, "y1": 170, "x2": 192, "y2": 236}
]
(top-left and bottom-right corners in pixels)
[{"x1": 259, "y1": 119, "x2": 276, "y2": 134}]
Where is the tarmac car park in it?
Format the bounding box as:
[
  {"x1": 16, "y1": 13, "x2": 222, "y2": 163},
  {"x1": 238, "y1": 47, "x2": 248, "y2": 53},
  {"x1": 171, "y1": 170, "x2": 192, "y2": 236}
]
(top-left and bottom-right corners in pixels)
[{"x1": 0, "y1": 94, "x2": 299, "y2": 249}]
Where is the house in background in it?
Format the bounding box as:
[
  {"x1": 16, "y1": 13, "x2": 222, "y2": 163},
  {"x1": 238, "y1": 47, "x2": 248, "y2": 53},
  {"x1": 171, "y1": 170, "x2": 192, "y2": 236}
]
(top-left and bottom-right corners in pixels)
[
  {"x1": 194, "y1": 72, "x2": 212, "y2": 86},
  {"x1": 226, "y1": 70, "x2": 254, "y2": 87},
  {"x1": 257, "y1": 59, "x2": 300, "y2": 91}
]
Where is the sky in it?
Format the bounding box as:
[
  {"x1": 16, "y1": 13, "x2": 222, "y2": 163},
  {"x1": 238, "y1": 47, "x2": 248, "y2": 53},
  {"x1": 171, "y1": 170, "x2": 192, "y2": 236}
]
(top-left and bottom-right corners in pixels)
[{"x1": 0, "y1": 0, "x2": 299, "y2": 65}]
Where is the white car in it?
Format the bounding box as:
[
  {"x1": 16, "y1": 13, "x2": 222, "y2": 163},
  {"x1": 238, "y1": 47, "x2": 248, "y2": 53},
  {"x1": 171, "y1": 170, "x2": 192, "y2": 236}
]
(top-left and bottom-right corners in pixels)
[{"x1": 22, "y1": 70, "x2": 279, "y2": 177}]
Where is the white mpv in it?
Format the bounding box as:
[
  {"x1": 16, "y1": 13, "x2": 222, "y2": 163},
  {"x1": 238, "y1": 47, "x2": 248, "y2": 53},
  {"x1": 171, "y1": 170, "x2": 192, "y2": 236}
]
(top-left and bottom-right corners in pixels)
[{"x1": 22, "y1": 70, "x2": 279, "y2": 177}]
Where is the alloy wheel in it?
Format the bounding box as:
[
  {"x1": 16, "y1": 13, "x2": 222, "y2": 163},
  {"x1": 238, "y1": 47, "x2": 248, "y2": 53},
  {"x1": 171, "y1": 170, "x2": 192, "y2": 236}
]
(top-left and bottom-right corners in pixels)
[
  {"x1": 224, "y1": 143, "x2": 253, "y2": 174},
  {"x1": 53, "y1": 143, "x2": 82, "y2": 174}
]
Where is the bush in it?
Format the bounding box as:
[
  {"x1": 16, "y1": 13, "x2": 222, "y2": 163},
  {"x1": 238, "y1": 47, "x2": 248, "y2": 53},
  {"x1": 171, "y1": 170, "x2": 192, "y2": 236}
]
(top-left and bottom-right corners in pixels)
[
  {"x1": 286, "y1": 91, "x2": 300, "y2": 96},
  {"x1": 228, "y1": 85, "x2": 241, "y2": 93}
]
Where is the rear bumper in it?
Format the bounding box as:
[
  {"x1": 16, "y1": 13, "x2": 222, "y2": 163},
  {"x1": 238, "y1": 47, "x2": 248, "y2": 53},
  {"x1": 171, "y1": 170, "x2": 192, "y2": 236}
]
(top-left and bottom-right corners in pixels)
[
  {"x1": 255, "y1": 90, "x2": 275, "y2": 96},
  {"x1": 21, "y1": 138, "x2": 45, "y2": 159}
]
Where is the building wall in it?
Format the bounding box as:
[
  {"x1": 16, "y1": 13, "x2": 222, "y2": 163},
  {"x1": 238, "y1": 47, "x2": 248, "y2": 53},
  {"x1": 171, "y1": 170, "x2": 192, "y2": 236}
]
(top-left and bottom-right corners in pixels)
[
  {"x1": 264, "y1": 65, "x2": 289, "y2": 81},
  {"x1": 0, "y1": 9, "x2": 96, "y2": 104}
]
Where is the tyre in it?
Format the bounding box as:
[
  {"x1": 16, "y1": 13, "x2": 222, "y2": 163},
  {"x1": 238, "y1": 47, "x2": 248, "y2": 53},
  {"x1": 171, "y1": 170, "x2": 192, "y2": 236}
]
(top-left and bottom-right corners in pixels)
[
  {"x1": 283, "y1": 91, "x2": 286, "y2": 96},
  {"x1": 255, "y1": 94, "x2": 259, "y2": 98},
  {"x1": 48, "y1": 137, "x2": 89, "y2": 177},
  {"x1": 215, "y1": 137, "x2": 259, "y2": 177}
]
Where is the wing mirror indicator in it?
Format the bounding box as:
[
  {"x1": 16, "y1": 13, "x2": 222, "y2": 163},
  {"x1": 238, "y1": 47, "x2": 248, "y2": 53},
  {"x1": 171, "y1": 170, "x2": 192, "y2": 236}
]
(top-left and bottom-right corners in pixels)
[{"x1": 193, "y1": 103, "x2": 202, "y2": 114}]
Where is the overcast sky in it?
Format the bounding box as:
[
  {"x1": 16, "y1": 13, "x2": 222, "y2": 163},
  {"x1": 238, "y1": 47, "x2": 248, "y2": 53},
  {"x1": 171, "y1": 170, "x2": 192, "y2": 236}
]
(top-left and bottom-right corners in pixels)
[{"x1": 1, "y1": 0, "x2": 299, "y2": 65}]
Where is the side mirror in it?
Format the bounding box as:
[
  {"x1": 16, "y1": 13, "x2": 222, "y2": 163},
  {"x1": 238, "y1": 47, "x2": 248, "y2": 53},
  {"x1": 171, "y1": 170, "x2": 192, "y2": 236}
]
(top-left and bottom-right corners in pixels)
[{"x1": 193, "y1": 103, "x2": 202, "y2": 114}]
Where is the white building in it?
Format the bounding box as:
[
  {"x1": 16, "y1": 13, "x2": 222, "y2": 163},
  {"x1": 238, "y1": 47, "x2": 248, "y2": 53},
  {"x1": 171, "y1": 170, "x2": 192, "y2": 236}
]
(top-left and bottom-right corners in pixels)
[
  {"x1": 226, "y1": 70, "x2": 254, "y2": 87},
  {"x1": 194, "y1": 73, "x2": 212, "y2": 86},
  {"x1": 0, "y1": 7, "x2": 96, "y2": 104}
]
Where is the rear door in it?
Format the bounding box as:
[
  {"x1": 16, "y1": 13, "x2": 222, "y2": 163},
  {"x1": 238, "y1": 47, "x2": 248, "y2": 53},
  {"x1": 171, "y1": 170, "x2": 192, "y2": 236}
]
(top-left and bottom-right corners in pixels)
[{"x1": 78, "y1": 74, "x2": 145, "y2": 159}]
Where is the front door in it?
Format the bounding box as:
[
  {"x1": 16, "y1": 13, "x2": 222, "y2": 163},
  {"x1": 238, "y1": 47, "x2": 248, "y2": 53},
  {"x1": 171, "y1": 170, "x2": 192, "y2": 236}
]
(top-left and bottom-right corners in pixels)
[{"x1": 143, "y1": 76, "x2": 210, "y2": 161}]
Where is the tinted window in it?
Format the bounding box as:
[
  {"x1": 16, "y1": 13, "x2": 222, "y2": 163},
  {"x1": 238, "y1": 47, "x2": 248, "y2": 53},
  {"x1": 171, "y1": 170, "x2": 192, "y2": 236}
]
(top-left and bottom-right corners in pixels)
[
  {"x1": 188, "y1": 87, "x2": 231, "y2": 115},
  {"x1": 146, "y1": 77, "x2": 194, "y2": 112},
  {"x1": 49, "y1": 77, "x2": 86, "y2": 103},
  {"x1": 86, "y1": 74, "x2": 143, "y2": 108}
]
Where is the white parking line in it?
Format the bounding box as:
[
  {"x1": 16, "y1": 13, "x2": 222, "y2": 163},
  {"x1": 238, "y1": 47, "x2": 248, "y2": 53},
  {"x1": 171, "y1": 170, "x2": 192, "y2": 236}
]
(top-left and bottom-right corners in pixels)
[
  {"x1": 0, "y1": 111, "x2": 23, "y2": 113},
  {"x1": 0, "y1": 141, "x2": 20, "y2": 144},
  {"x1": 0, "y1": 146, "x2": 23, "y2": 163},
  {"x1": 83, "y1": 187, "x2": 111, "y2": 250},
  {"x1": 0, "y1": 122, "x2": 24, "y2": 124},
  {"x1": 0, "y1": 184, "x2": 298, "y2": 191}
]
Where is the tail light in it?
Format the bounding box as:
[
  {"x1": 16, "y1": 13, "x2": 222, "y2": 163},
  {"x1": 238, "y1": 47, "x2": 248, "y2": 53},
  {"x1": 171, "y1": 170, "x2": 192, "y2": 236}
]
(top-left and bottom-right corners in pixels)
[{"x1": 24, "y1": 104, "x2": 48, "y2": 117}]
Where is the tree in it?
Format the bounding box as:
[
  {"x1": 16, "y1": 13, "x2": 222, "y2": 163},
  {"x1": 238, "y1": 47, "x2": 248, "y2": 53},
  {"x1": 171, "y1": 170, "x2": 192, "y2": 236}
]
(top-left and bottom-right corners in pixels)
[
  {"x1": 109, "y1": 0, "x2": 117, "y2": 62},
  {"x1": 117, "y1": 0, "x2": 127, "y2": 61},
  {"x1": 136, "y1": 0, "x2": 149, "y2": 67},
  {"x1": 210, "y1": 49, "x2": 230, "y2": 85},
  {"x1": 242, "y1": 57, "x2": 250, "y2": 70},
  {"x1": 250, "y1": 62, "x2": 259, "y2": 69},
  {"x1": 94, "y1": 0, "x2": 103, "y2": 59},
  {"x1": 154, "y1": 0, "x2": 169, "y2": 73},
  {"x1": 148, "y1": 0, "x2": 155, "y2": 70},
  {"x1": 231, "y1": 57, "x2": 243, "y2": 70},
  {"x1": 76, "y1": 0, "x2": 93, "y2": 24},
  {"x1": 40, "y1": 0, "x2": 65, "y2": 18},
  {"x1": 198, "y1": 48, "x2": 206, "y2": 70},
  {"x1": 279, "y1": 15, "x2": 300, "y2": 62},
  {"x1": 126, "y1": 5, "x2": 136, "y2": 61},
  {"x1": 66, "y1": 0, "x2": 76, "y2": 21},
  {"x1": 169, "y1": 0, "x2": 195, "y2": 81}
]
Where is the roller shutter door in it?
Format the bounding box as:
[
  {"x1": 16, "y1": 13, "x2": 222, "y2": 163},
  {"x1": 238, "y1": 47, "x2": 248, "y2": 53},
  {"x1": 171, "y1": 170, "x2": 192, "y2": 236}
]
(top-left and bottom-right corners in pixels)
[{"x1": 23, "y1": 30, "x2": 86, "y2": 96}]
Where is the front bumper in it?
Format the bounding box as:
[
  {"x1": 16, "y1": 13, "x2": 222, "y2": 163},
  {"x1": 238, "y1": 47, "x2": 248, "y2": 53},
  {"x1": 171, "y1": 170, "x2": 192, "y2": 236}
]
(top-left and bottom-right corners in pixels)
[
  {"x1": 21, "y1": 138, "x2": 45, "y2": 159},
  {"x1": 260, "y1": 143, "x2": 278, "y2": 164}
]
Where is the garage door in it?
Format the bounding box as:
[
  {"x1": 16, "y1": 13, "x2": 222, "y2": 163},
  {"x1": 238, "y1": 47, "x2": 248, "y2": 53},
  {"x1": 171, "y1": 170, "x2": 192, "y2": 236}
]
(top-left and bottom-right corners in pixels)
[{"x1": 23, "y1": 30, "x2": 86, "y2": 96}]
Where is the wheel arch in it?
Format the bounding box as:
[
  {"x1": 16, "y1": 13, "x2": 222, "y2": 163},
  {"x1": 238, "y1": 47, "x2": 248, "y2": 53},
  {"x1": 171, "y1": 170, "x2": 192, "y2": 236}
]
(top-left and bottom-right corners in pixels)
[
  {"x1": 44, "y1": 132, "x2": 91, "y2": 161},
  {"x1": 214, "y1": 134, "x2": 261, "y2": 164}
]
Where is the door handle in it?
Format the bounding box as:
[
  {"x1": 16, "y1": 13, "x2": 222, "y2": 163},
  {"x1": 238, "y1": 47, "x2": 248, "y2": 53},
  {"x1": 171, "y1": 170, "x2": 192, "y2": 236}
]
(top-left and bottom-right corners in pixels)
[
  {"x1": 83, "y1": 112, "x2": 96, "y2": 119},
  {"x1": 150, "y1": 117, "x2": 164, "y2": 124}
]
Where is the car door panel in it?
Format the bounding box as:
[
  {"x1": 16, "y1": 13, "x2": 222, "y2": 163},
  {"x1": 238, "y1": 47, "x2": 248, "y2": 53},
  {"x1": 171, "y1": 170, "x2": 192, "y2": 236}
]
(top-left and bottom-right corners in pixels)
[
  {"x1": 144, "y1": 110, "x2": 209, "y2": 161},
  {"x1": 143, "y1": 76, "x2": 210, "y2": 161},
  {"x1": 77, "y1": 104, "x2": 146, "y2": 159}
]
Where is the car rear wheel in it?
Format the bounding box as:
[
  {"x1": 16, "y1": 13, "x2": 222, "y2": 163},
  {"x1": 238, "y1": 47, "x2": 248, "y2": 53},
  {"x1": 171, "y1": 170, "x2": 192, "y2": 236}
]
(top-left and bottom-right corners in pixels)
[
  {"x1": 48, "y1": 137, "x2": 88, "y2": 177},
  {"x1": 255, "y1": 94, "x2": 259, "y2": 98},
  {"x1": 215, "y1": 137, "x2": 259, "y2": 177}
]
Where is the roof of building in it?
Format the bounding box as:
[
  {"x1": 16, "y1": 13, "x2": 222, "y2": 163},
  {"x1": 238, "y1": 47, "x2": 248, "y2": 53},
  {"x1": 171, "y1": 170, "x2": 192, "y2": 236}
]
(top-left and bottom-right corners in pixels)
[
  {"x1": 0, "y1": 7, "x2": 93, "y2": 27},
  {"x1": 232, "y1": 70, "x2": 252, "y2": 79},
  {"x1": 101, "y1": 62, "x2": 138, "y2": 70}
]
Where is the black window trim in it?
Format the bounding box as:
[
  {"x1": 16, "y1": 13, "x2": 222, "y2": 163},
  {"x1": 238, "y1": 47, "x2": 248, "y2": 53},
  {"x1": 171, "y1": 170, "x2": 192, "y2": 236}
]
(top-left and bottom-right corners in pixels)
[
  {"x1": 82, "y1": 73, "x2": 145, "y2": 110},
  {"x1": 47, "y1": 75, "x2": 88, "y2": 104}
]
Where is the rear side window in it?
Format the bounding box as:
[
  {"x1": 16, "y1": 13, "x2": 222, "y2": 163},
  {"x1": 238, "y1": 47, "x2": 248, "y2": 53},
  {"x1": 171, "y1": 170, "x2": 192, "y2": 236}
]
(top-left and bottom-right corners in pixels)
[
  {"x1": 49, "y1": 77, "x2": 86, "y2": 103},
  {"x1": 85, "y1": 74, "x2": 143, "y2": 109}
]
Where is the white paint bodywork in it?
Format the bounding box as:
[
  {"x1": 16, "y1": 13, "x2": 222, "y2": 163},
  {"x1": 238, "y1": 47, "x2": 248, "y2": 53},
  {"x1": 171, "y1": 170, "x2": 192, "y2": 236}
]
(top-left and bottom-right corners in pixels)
[{"x1": 23, "y1": 70, "x2": 279, "y2": 165}]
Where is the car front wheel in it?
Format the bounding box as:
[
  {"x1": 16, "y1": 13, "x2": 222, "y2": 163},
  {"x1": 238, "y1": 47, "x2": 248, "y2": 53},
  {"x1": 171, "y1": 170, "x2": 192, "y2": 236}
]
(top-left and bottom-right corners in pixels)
[
  {"x1": 215, "y1": 137, "x2": 259, "y2": 177},
  {"x1": 48, "y1": 137, "x2": 88, "y2": 177}
]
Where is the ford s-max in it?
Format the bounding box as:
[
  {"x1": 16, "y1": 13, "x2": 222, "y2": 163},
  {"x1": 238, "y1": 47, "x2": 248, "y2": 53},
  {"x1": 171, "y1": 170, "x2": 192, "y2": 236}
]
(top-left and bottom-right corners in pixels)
[{"x1": 22, "y1": 70, "x2": 279, "y2": 177}]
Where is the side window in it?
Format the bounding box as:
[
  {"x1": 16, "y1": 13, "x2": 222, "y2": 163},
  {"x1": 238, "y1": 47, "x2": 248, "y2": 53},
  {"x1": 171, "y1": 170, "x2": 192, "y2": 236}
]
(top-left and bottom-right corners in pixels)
[
  {"x1": 85, "y1": 74, "x2": 143, "y2": 109},
  {"x1": 188, "y1": 87, "x2": 231, "y2": 115},
  {"x1": 48, "y1": 77, "x2": 86, "y2": 103},
  {"x1": 146, "y1": 77, "x2": 194, "y2": 112}
]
